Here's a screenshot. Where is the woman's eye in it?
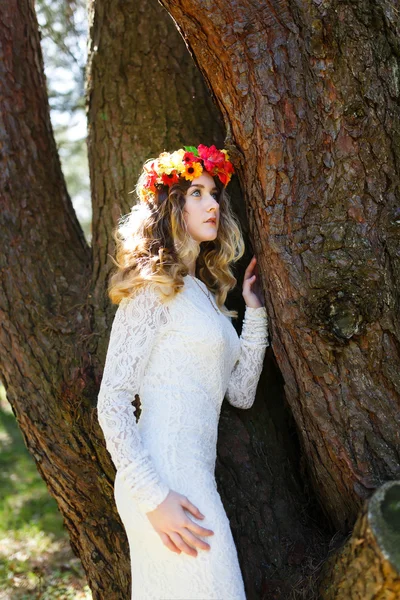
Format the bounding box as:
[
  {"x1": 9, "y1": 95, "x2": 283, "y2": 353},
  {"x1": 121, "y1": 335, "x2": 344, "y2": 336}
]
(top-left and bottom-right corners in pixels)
[{"x1": 191, "y1": 190, "x2": 219, "y2": 201}]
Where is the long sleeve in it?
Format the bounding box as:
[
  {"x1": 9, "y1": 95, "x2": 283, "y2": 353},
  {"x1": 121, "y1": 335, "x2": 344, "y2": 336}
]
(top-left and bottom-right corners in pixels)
[
  {"x1": 225, "y1": 305, "x2": 270, "y2": 409},
  {"x1": 97, "y1": 284, "x2": 170, "y2": 515}
]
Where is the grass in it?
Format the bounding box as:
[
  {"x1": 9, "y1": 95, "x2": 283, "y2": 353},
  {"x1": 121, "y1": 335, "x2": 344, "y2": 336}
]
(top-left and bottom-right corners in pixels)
[{"x1": 0, "y1": 386, "x2": 92, "y2": 599}]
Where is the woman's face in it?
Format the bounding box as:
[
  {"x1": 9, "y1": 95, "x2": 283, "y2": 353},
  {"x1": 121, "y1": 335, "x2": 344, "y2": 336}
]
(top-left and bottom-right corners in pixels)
[{"x1": 183, "y1": 172, "x2": 220, "y2": 243}]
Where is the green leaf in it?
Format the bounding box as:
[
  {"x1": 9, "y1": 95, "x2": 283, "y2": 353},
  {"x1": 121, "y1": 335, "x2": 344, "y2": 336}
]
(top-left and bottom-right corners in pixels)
[{"x1": 183, "y1": 146, "x2": 199, "y2": 156}]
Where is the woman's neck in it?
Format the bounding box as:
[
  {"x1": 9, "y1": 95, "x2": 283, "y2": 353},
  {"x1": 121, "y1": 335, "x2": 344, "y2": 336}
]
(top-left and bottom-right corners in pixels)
[
  {"x1": 184, "y1": 259, "x2": 197, "y2": 277},
  {"x1": 182, "y1": 245, "x2": 200, "y2": 277}
]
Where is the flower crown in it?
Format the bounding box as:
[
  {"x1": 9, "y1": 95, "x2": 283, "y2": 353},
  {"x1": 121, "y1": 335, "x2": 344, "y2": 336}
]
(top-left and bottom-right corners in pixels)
[{"x1": 139, "y1": 144, "x2": 234, "y2": 203}]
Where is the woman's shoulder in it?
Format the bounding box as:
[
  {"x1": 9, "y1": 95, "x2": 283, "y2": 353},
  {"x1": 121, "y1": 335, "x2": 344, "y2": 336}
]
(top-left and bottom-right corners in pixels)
[
  {"x1": 119, "y1": 280, "x2": 180, "y2": 322},
  {"x1": 121, "y1": 281, "x2": 166, "y2": 306}
]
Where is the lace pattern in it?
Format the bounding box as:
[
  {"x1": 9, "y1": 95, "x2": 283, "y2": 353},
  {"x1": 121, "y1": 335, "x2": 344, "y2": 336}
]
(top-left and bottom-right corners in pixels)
[
  {"x1": 97, "y1": 285, "x2": 171, "y2": 513},
  {"x1": 97, "y1": 280, "x2": 269, "y2": 515},
  {"x1": 226, "y1": 305, "x2": 269, "y2": 409}
]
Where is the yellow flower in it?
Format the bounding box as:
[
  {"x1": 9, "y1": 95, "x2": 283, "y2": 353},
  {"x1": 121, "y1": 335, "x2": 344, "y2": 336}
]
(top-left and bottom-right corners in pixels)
[
  {"x1": 221, "y1": 149, "x2": 230, "y2": 161},
  {"x1": 182, "y1": 161, "x2": 203, "y2": 181},
  {"x1": 157, "y1": 149, "x2": 185, "y2": 174}
]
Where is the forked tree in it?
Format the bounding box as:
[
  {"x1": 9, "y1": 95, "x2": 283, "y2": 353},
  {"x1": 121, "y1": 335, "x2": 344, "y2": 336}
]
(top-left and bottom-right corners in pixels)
[{"x1": 1, "y1": 0, "x2": 399, "y2": 598}]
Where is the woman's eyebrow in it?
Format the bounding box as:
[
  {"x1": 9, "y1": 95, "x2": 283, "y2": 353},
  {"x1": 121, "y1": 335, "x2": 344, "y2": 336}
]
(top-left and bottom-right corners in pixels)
[{"x1": 188, "y1": 184, "x2": 219, "y2": 192}]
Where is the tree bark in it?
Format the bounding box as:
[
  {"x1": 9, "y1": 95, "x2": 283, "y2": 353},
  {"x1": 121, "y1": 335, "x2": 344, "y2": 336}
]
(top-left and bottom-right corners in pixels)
[
  {"x1": 158, "y1": 0, "x2": 400, "y2": 531},
  {"x1": 0, "y1": 2, "x2": 132, "y2": 598},
  {"x1": 319, "y1": 480, "x2": 400, "y2": 599}
]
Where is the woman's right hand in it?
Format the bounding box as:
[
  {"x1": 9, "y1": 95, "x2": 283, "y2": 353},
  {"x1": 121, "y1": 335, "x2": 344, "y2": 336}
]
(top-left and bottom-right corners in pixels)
[{"x1": 145, "y1": 490, "x2": 215, "y2": 557}]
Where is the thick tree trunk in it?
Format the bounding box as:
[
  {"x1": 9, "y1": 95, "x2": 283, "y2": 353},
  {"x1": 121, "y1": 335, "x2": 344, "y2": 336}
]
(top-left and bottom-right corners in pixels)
[
  {"x1": 158, "y1": 0, "x2": 400, "y2": 531},
  {"x1": 319, "y1": 480, "x2": 400, "y2": 599}
]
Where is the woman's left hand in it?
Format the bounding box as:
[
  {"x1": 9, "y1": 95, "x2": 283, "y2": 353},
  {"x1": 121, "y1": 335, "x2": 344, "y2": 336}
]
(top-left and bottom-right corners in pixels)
[{"x1": 242, "y1": 255, "x2": 265, "y2": 308}]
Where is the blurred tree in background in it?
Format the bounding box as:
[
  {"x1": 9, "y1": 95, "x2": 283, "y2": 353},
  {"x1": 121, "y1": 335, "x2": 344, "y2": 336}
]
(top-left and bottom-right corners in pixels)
[{"x1": 36, "y1": 0, "x2": 91, "y2": 241}]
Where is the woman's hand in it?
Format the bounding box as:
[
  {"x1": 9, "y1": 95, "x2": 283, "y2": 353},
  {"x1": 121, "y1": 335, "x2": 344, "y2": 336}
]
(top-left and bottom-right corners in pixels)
[
  {"x1": 145, "y1": 490, "x2": 215, "y2": 557},
  {"x1": 242, "y1": 255, "x2": 264, "y2": 308}
]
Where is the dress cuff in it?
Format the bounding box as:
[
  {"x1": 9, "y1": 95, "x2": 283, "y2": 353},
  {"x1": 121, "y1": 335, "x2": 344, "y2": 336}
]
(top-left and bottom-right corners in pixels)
[
  {"x1": 137, "y1": 483, "x2": 170, "y2": 515},
  {"x1": 242, "y1": 305, "x2": 269, "y2": 344},
  {"x1": 119, "y1": 463, "x2": 170, "y2": 515},
  {"x1": 244, "y1": 305, "x2": 268, "y2": 318}
]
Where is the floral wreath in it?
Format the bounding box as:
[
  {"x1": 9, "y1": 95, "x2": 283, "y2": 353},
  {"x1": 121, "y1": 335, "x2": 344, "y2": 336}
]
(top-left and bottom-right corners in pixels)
[{"x1": 140, "y1": 144, "x2": 235, "y2": 202}]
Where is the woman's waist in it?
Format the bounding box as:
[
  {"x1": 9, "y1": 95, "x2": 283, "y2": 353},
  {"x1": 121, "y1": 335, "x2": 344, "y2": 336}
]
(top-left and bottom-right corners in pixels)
[
  {"x1": 138, "y1": 392, "x2": 221, "y2": 432},
  {"x1": 139, "y1": 430, "x2": 217, "y2": 473},
  {"x1": 140, "y1": 380, "x2": 222, "y2": 403}
]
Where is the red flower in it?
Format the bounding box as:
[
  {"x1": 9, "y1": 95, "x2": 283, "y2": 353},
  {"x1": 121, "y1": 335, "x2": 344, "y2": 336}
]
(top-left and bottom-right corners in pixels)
[
  {"x1": 142, "y1": 163, "x2": 159, "y2": 192},
  {"x1": 183, "y1": 151, "x2": 201, "y2": 164},
  {"x1": 220, "y1": 159, "x2": 235, "y2": 182},
  {"x1": 197, "y1": 144, "x2": 226, "y2": 174},
  {"x1": 161, "y1": 171, "x2": 180, "y2": 186}
]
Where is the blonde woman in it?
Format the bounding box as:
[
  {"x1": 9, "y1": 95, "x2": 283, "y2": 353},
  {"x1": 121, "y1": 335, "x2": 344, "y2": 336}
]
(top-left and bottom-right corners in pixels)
[{"x1": 97, "y1": 144, "x2": 269, "y2": 599}]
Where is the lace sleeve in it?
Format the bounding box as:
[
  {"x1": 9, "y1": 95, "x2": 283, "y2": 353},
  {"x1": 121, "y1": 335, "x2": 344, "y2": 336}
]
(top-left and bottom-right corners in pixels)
[
  {"x1": 225, "y1": 305, "x2": 269, "y2": 409},
  {"x1": 97, "y1": 284, "x2": 170, "y2": 515}
]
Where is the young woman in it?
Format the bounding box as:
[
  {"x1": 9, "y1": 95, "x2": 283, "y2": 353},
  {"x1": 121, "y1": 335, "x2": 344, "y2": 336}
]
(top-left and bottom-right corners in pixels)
[{"x1": 97, "y1": 144, "x2": 270, "y2": 599}]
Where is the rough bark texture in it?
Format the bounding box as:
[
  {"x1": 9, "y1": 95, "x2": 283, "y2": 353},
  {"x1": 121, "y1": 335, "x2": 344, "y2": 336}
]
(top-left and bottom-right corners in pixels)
[
  {"x1": 1, "y1": 0, "x2": 326, "y2": 599},
  {"x1": 319, "y1": 480, "x2": 400, "y2": 599},
  {"x1": 158, "y1": 0, "x2": 400, "y2": 531}
]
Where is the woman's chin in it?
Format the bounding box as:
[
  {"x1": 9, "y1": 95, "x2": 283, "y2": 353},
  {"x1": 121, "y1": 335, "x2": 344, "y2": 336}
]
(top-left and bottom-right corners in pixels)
[
  {"x1": 201, "y1": 231, "x2": 218, "y2": 242},
  {"x1": 194, "y1": 231, "x2": 218, "y2": 244}
]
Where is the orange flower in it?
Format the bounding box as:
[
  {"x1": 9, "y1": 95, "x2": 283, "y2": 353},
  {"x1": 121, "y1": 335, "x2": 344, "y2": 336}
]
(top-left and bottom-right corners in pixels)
[{"x1": 182, "y1": 161, "x2": 203, "y2": 181}]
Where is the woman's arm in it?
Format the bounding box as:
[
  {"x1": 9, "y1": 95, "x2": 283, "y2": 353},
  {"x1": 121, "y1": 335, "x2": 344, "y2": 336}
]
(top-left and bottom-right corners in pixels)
[
  {"x1": 97, "y1": 284, "x2": 170, "y2": 515},
  {"x1": 225, "y1": 305, "x2": 269, "y2": 409}
]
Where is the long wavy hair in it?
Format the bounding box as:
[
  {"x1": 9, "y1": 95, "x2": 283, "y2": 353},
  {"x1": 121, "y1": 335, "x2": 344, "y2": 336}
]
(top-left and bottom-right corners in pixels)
[{"x1": 108, "y1": 160, "x2": 245, "y2": 319}]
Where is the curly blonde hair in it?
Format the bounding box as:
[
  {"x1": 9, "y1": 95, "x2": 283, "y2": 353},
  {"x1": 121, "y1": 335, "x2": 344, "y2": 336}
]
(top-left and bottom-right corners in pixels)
[{"x1": 108, "y1": 163, "x2": 245, "y2": 319}]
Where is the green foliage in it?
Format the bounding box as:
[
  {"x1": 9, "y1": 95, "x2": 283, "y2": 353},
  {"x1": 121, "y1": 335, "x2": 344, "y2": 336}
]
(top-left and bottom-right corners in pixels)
[{"x1": 184, "y1": 145, "x2": 199, "y2": 156}]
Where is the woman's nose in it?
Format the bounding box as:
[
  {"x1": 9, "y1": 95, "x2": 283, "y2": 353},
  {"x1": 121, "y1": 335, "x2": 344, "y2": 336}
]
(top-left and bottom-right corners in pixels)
[{"x1": 207, "y1": 195, "x2": 219, "y2": 209}]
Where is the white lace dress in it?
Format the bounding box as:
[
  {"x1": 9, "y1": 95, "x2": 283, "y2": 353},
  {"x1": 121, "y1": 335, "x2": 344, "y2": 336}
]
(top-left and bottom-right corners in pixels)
[{"x1": 97, "y1": 275, "x2": 269, "y2": 600}]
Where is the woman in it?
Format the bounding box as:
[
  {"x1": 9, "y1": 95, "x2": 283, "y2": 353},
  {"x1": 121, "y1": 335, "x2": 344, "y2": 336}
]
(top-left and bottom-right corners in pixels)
[{"x1": 97, "y1": 144, "x2": 270, "y2": 599}]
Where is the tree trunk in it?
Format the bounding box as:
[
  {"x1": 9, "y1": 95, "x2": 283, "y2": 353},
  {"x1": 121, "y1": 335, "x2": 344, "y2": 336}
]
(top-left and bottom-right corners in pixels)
[
  {"x1": 0, "y1": 2, "x2": 129, "y2": 598},
  {"x1": 319, "y1": 480, "x2": 400, "y2": 599},
  {"x1": 158, "y1": 0, "x2": 400, "y2": 531}
]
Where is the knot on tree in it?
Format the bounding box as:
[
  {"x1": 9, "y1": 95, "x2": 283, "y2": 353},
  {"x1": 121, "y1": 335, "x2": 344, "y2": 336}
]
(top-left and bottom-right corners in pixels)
[
  {"x1": 305, "y1": 289, "x2": 366, "y2": 342},
  {"x1": 327, "y1": 295, "x2": 363, "y2": 340}
]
